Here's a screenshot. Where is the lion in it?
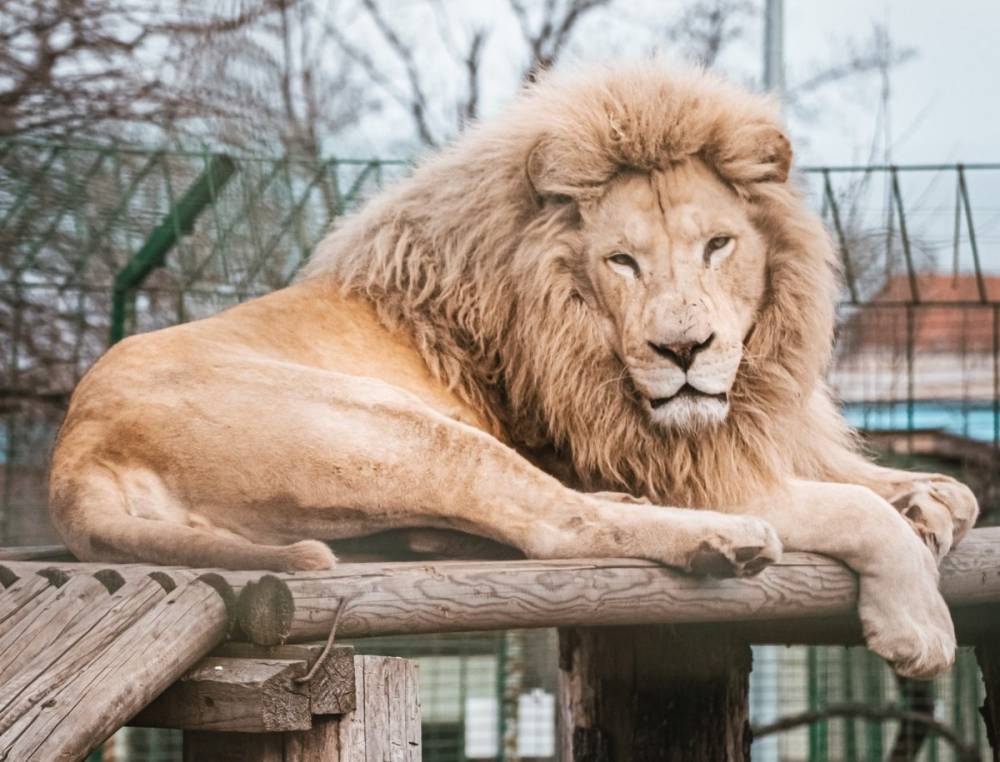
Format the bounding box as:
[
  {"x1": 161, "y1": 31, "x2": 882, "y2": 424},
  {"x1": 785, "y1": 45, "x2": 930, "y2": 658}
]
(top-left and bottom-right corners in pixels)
[{"x1": 48, "y1": 62, "x2": 977, "y2": 678}]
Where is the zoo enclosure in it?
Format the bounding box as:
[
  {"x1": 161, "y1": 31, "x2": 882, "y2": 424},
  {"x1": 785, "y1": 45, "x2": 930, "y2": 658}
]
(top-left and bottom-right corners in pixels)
[{"x1": 1, "y1": 141, "x2": 1000, "y2": 760}]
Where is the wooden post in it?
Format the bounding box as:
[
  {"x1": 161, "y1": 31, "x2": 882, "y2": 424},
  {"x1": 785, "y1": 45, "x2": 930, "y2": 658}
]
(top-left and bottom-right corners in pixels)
[
  {"x1": 173, "y1": 649, "x2": 422, "y2": 762},
  {"x1": 558, "y1": 626, "x2": 752, "y2": 761},
  {"x1": 977, "y1": 642, "x2": 1000, "y2": 762}
]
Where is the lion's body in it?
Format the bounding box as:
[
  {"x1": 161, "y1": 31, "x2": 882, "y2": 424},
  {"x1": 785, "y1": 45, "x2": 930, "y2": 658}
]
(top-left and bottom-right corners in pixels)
[{"x1": 50, "y1": 62, "x2": 978, "y2": 677}]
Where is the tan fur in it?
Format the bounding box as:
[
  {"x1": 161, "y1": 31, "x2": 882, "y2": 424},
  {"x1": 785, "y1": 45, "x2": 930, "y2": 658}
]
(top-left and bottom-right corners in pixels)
[{"x1": 50, "y1": 62, "x2": 977, "y2": 678}]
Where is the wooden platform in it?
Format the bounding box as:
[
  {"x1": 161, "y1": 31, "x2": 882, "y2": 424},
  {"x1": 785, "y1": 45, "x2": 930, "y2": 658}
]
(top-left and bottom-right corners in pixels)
[{"x1": 2, "y1": 527, "x2": 1000, "y2": 761}]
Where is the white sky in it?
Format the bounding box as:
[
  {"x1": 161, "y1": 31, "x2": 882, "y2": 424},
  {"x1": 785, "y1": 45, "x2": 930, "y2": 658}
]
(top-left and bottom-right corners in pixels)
[
  {"x1": 337, "y1": 0, "x2": 999, "y2": 168},
  {"x1": 785, "y1": 0, "x2": 1000, "y2": 166}
]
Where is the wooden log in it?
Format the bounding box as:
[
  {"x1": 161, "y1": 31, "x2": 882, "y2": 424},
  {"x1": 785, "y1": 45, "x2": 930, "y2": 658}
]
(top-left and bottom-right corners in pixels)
[
  {"x1": 181, "y1": 654, "x2": 421, "y2": 762},
  {"x1": 0, "y1": 576, "x2": 234, "y2": 761},
  {"x1": 132, "y1": 657, "x2": 312, "y2": 732},
  {"x1": 0, "y1": 574, "x2": 53, "y2": 625},
  {"x1": 559, "y1": 626, "x2": 751, "y2": 761},
  {"x1": 212, "y1": 643, "x2": 357, "y2": 715},
  {"x1": 978, "y1": 642, "x2": 1000, "y2": 762},
  {"x1": 2, "y1": 526, "x2": 998, "y2": 646},
  {"x1": 0, "y1": 575, "x2": 108, "y2": 685},
  {"x1": 0, "y1": 576, "x2": 168, "y2": 724},
  {"x1": 221, "y1": 527, "x2": 1000, "y2": 645},
  {"x1": 0, "y1": 583, "x2": 65, "y2": 641}
]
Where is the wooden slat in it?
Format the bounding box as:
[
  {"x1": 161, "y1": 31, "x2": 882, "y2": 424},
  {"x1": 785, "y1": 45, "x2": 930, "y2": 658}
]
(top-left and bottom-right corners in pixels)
[
  {"x1": 133, "y1": 657, "x2": 311, "y2": 732},
  {"x1": 0, "y1": 578, "x2": 232, "y2": 761}
]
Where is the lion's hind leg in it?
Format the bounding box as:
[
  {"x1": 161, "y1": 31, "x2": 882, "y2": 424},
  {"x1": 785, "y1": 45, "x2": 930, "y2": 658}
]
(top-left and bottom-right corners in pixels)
[{"x1": 50, "y1": 468, "x2": 336, "y2": 572}]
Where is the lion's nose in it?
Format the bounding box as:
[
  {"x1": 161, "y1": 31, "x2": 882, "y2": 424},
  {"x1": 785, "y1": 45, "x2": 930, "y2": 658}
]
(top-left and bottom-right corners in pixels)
[{"x1": 648, "y1": 333, "x2": 715, "y2": 371}]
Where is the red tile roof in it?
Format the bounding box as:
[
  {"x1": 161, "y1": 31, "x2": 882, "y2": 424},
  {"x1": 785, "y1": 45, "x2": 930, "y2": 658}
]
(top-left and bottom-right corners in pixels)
[{"x1": 839, "y1": 274, "x2": 1000, "y2": 353}]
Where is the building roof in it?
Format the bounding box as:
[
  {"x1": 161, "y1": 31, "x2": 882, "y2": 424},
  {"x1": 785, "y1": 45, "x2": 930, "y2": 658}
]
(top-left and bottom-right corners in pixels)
[{"x1": 839, "y1": 273, "x2": 1000, "y2": 353}]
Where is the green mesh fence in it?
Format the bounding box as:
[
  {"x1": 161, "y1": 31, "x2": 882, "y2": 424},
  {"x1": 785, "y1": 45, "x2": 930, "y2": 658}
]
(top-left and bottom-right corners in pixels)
[{"x1": 2, "y1": 141, "x2": 997, "y2": 760}]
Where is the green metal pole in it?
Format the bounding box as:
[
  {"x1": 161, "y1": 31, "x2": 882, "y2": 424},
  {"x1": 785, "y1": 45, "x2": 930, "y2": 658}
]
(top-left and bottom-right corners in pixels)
[{"x1": 108, "y1": 154, "x2": 236, "y2": 344}]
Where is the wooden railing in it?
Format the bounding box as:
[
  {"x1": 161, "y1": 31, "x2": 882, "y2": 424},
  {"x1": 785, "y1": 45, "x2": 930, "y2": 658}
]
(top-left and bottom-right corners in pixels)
[{"x1": 2, "y1": 526, "x2": 999, "y2": 761}]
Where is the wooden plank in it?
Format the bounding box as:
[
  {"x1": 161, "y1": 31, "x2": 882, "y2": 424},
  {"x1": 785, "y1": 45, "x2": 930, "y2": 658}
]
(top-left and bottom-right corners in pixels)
[
  {"x1": 0, "y1": 577, "x2": 232, "y2": 761},
  {"x1": 132, "y1": 657, "x2": 311, "y2": 732},
  {"x1": 339, "y1": 655, "x2": 367, "y2": 762},
  {"x1": 0, "y1": 575, "x2": 108, "y2": 685},
  {"x1": 362, "y1": 656, "x2": 390, "y2": 762},
  {"x1": 404, "y1": 657, "x2": 421, "y2": 762},
  {"x1": 0, "y1": 576, "x2": 167, "y2": 724},
  {"x1": 559, "y1": 626, "x2": 751, "y2": 761},
  {"x1": 213, "y1": 642, "x2": 357, "y2": 714}
]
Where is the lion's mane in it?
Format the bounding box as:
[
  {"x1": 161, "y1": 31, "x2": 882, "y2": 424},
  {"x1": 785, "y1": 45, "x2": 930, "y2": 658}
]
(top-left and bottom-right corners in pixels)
[{"x1": 305, "y1": 62, "x2": 861, "y2": 508}]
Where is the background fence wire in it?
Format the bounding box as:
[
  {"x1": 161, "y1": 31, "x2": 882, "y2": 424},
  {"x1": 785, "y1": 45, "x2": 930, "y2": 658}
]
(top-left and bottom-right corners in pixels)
[{"x1": 1, "y1": 140, "x2": 998, "y2": 761}]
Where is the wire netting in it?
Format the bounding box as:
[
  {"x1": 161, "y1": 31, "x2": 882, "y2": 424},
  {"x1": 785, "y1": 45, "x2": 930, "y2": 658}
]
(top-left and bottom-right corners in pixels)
[{"x1": 3, "y1": 141, "x2": 999, "y2": 760}]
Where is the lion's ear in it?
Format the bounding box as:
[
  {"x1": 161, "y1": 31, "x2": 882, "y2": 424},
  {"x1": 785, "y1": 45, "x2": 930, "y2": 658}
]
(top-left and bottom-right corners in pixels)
[
  {"x1": 524, "y1": 137, "x2": 601, "y2": 206},
  {"x1": 525, "y1": 138, "x2": 561, "y2": 205},
  {"x1": 711, "y1": 123, "x2": 792, "y2": 185}
]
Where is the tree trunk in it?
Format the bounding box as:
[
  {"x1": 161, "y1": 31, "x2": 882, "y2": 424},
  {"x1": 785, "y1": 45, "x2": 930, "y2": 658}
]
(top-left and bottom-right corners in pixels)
[{"x1": 558, "y1": 625, "x2": 752, "y2": 761}]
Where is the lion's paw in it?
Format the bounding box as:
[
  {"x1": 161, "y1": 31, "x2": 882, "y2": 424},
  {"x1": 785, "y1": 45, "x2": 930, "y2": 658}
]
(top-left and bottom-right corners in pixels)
[
  {"x1": 890, "y1": 477, "x2": 978, "y2": 562},
  {"x1": 282, "y1": 540, "x2": 338, "y2": 571},
  {"x1": 685, "y1": 516, "x2": 782, "y2": 578},
  {"x1": 858, "y1": 558, "x2": 956, "y2": 679}
]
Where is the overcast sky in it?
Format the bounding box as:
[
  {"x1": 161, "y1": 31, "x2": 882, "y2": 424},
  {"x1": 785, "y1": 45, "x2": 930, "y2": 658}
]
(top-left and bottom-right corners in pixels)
[{"x1": 786, "y1": 0, "x2": 999, "y2": 166}]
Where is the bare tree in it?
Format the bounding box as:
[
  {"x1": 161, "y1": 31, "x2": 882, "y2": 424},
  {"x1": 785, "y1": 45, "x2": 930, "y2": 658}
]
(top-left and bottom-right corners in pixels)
[
  {"x1": 0, "y1": 0, "x2": 287, "y2": 138},
  {"x1": 664, "y1": 0, "x2": 756, "y2": 69},
  {"x1": 330, "y1": 0, "x2": 611, "y2": 147}
]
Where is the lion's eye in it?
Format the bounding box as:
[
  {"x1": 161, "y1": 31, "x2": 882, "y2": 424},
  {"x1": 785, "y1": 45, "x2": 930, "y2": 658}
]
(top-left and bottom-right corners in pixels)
[
  {"x1": 607, "y1": 252, "x2": 640, "y2": 277},
  {"x1": 704, "y1": 236, "x2": 733, "y2": 262}
]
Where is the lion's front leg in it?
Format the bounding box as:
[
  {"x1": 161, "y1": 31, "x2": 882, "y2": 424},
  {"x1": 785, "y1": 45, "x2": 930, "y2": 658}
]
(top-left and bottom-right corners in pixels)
[
  {"x1": 736, "y1": 480, "x2": 955, "y2": 678},
  {"x1": 857, "y1": 465, "x2": 979, "y2": 562}
]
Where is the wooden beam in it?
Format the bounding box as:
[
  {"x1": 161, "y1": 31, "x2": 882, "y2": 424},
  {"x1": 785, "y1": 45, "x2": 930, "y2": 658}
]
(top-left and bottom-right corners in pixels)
[
  {"x1": 212, "y1": 643, "x2": 357, "y2": 715},
  {"x1": 230, "y1": 527, "x2": 1000, "y2": 644},
  {"x1": 180, "y1": 654, "x2": 421, "y2": 761},
  {"x1": 132, "y1": 645, "x2": 358, "y2": 731},
  {"x1": 3, "y1": 527, "x2": 998, "y2": 646},
  {"x1": 132, "y1": 657, "x2": 312, "y2": 732}
]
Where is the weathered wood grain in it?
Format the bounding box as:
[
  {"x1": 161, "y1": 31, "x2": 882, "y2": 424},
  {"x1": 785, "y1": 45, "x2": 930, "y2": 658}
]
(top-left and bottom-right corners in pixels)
[
  {"x1": 0, "y1": 578, "x2": 232, "y2": 761},
  {"x1": 2, "y1": 527, "x2": 998, "y2": 646},
  {"x1": 179, "y1": 654, "x2": 421, "y2": 761},
  {"x1": 0, "y1": 576, "x2": 168, "y2": 727},
  {"x1": 0, "y1": 574, "x2": 53, "y2": 625},
  {"x1": 133, "y1": 657, "x2": 311, "y2": 732},
  {"x1": 212, "y1": 642, "x2": 357, "y2": 715},
  {"x1": 226, "y1": 526, "x2": 1000, "y2": 644},
  {"x1": 0, "y1": 575, "x2": 108, "y2": 685},
  {"x1": 559, "y1": 626, "x2": 751, "y2": 761}
]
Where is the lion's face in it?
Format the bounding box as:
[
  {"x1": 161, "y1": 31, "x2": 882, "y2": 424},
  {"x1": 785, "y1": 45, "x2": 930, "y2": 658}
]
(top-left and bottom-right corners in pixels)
[{"x1": 580, "y1": 159, "x2": 767, "y2": 430}]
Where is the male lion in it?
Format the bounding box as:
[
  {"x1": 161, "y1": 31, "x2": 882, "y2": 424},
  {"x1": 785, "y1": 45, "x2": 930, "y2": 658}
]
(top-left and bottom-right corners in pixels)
[{"x1": 49, "y1": 63, "x2": 977, "y2": 678}]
